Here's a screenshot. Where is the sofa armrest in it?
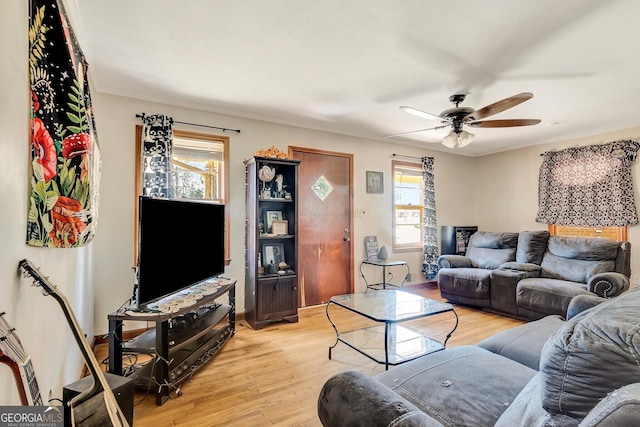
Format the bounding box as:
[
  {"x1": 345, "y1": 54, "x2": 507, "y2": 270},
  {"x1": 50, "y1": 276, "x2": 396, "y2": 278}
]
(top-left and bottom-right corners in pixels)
[
  {"x1": 566, "y1": 294, "x2": 606, "y2": 319},
  {"x1": 578, "y1": 383, "x2": 640, "y2": 427},
  {"x1": 499, "y1": 261, "x2": 542, "y2": 274},
  {"x1": 437, "y1": 255, "x2": 471, "y2": 269},
  {"x1": 317, "y1": 370, "x2": 443, "y2": 427},
  {"x1": 587, "y1": 272, "x2": 630, "y2": 298}
]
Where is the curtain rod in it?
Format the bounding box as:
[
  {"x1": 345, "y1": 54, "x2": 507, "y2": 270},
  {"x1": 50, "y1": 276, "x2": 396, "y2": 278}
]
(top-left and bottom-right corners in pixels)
[
  {"x1": 136, "y1": 113, "x2": 241, "y2": 134},
  {"x1": 392, "y1": 153, "x2": 422, "y2": 160}
]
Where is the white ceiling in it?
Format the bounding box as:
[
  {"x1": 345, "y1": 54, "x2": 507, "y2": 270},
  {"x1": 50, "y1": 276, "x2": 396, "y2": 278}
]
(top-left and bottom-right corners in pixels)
[{"x1": 67, "y1": 0, "x2": 640, "y2": 156}]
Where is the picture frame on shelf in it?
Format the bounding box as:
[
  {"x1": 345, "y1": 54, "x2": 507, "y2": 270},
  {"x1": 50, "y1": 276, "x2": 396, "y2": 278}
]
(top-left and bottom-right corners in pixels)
[
  {"x1": 265, "y1": 210, "x2": 283, "y2": 232},
  {"x1": 263, "y1": 243, "x2": 285, "y2": 266},
  {"x1": 364, "y1": 235, "x2": 379, "y2": 262},
  {"x1": 366, "y1": 171, "x2": 383, "y2": 194},
  {"x1": 271, "y1": 220, "x2": 288, "y2": 235}
]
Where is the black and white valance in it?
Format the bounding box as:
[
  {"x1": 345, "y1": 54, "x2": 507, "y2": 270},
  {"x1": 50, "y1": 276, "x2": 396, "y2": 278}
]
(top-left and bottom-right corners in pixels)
[{"x1": 536, "y1": 140, "x2": 640, "y2": 227}]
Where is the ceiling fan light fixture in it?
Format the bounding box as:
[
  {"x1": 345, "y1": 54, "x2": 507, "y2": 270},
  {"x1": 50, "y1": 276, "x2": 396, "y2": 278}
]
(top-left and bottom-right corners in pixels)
[
  {"x1": 399, "y1": 92, "x2": 539, "y2": 148},
  {"x1": 458, "y1": 130, "x2": 474, "y2": 148},
  {"x1": 442, "y1": 131, "x2": 458, "y2": 148}
]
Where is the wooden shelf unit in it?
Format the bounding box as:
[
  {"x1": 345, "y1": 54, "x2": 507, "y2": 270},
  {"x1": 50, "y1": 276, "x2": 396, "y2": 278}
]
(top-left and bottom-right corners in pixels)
[{"x1": 244, "y1": 156, "x2": 301, "y2": 329}]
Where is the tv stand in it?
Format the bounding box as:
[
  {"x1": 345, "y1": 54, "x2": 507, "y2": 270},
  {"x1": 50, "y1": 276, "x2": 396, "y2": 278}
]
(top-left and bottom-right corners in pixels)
[{"x1": 107, "y1": 277, "x2": 236, "y2": 405}]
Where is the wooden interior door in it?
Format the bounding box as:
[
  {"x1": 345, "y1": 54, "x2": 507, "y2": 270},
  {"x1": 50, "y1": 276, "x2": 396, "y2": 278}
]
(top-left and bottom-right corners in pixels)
[{"x1": 289, "y1": 147, "x2": 353, "y2": 306}]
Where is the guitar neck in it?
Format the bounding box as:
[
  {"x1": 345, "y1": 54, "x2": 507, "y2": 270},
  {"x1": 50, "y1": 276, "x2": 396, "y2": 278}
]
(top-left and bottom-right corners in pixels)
[{"x1": 19, "y1": 259, "x2": 130, "y2": 427}]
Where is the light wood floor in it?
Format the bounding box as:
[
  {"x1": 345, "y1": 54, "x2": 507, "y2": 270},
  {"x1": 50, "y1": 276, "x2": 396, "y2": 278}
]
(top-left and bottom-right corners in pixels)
[{"x1": 94, "y1": 285, "x2": 523, "y2": 427}]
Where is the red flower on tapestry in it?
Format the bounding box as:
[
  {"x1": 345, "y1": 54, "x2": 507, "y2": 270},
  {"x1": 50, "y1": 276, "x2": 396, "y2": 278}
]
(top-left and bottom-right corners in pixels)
[
  {"x1": 48, "y1": 196, "x2": 88, "y2": 247},
  {"x1": 32, "y1": 118, "x2": 57, "y2": 182},
  {"x1": 31, "y1": 91, "x2": 40, "y2": 113},
  {"x1": 61, "y1": 133, "x2": 92, "y2": 159}
]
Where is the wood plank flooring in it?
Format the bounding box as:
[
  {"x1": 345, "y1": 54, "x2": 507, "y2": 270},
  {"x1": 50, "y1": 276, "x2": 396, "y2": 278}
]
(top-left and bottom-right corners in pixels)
[{"x1": 94, "y1": 285, "x2": 524, "y2": 426}]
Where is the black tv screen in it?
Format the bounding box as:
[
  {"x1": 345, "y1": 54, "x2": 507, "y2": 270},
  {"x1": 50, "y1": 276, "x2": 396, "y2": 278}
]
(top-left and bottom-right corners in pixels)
[{"x1": 136, "y1": 196, "x2": 225, "y2": 309}]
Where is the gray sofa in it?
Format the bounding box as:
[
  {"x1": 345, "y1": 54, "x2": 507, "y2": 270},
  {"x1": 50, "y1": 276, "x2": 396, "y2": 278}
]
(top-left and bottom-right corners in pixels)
[
  {"x1": 437, "y1": 230, "x2": 631, "y2": 320},
  {"x1": 317, "y1": 286, "x2": 640, "y2": 426}
]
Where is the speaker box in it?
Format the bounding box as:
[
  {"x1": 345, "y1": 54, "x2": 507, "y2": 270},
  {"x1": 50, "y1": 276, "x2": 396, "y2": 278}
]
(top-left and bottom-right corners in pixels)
[{"x1": 62, "y1": 372, "x2": 134, "y2": 426}]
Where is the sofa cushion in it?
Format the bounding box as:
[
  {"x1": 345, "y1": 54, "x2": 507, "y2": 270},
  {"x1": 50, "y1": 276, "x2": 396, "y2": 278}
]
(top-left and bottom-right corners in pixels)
[
  {"x1": 477, "y1": 315, "x2": 564, "y2": 370},
  {"x1": 539, "y1": 286, "x2": 640, "y2": 423},
  {"x1": 375, "y1": 346, "x2": 536, "y2": 427},
  {"x1": 516, "y1": 278, "x2": 592, "y2": 317},
  {"x1": 540, "y1": 236, "x2": 619, "y2": 282},
  {"x1": 516, "y1": 230, "x2": 550, "y2": 264},
  {"x1": 318, "y1": 370, "x2": 442, "y2": 427},
  {"x1": 495, "y1": 375, "x2": 576, "y2": 427},
  {"x1": 466, "y1": 232, "x2": 518, "y2": 269},
  {"x1": 438, "y1": 268, "x2": 491, "y2": 299}
]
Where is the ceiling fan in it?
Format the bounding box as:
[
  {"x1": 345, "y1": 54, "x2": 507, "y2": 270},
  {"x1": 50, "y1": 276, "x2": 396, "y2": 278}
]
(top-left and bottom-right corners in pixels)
[{"x1": 391, "y1": 92, "x2": 541, "y2": 148}]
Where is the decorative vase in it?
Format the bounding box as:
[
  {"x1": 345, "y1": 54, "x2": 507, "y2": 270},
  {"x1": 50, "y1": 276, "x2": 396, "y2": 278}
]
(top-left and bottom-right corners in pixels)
[{"x1": 378, "y1": 246, "x2": 388, "y2": 261}]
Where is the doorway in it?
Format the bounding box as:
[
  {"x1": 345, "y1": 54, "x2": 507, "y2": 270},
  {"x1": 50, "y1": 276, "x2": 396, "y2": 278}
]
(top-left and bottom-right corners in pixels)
[{"x1": 289, "y1": 146, "x2": 353, "y2": 306}]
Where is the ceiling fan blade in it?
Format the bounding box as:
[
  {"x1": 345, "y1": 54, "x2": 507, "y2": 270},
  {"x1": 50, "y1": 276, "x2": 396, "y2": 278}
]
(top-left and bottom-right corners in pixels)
[
  {"x1": 385, "y1": 124, "x2": 450, "y2": 138},
  {"x1": 400, "y1": 106, "x2": 448, "y2": 122},
  {"x1": 467, "y1": 119, "x2": 541, "y2": 128},
  {"x1": 466, "y1": 92, "x2": 534, "y2": 121}
]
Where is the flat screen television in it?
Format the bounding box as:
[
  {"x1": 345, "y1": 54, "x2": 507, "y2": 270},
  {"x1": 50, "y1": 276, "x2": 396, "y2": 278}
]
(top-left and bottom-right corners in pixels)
[{"x1": 136, "y1": 196, "x2": 225, "y2": 309}]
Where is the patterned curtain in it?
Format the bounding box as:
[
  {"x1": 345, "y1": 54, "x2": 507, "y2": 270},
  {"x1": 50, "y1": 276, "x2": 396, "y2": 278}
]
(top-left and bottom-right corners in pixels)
[
  {"x1": 141, "y1": 114, "x2": 174, "y2": 198},
  {"x1": 536, "y1": 140, "x2": 640, "y2": 227},
  {"x1": 421, "y1": 157, "x2": 439, "y2": 280},
  {"x1": 27, "y1": 0, "x2": 101, "y2": 248}
]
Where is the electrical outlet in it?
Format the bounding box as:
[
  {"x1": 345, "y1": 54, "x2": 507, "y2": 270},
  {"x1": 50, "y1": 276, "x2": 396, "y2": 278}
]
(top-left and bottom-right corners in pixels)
[
  {"x1": 634, "y1": 276, "x2": 640, "y2": 285},
  {"x1": 406, "y1": 273, "x2": 412, "y2": 282}
]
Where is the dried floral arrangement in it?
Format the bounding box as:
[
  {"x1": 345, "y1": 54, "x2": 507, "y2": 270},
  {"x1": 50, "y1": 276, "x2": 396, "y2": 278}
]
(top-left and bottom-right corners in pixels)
[{"x1": 255, "y1": 145, "x2": 289, "y2": 159}]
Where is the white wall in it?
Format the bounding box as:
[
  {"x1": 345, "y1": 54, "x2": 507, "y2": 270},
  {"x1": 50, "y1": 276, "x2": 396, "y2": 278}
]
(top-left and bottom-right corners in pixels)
[
  {"x1": 91, "y1": 92, "x2": 474, "y2": 334},
  {"x1": 1, "y1": 0, "x2": 88, "y2": 405}
]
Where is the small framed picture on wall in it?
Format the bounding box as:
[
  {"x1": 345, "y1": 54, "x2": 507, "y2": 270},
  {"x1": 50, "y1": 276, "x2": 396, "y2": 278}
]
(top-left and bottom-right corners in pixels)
[{"x1": 366, "y1": 171, "x2": 383, "y2": 194}]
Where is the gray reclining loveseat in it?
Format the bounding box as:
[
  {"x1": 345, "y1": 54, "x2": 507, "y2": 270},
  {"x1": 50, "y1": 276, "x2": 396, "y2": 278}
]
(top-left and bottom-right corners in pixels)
[
  {"x1": 318, "y1": 286, "x2": 640, "y2": 426},
  {"x1": 437, "y1": 230, "x2": 631, "y2": 320}
]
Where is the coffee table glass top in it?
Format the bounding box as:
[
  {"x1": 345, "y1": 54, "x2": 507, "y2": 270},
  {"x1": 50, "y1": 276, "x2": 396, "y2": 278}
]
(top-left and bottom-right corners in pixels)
[{"x1": 329, "y1": 289, "x2": 453, "y2": 322}]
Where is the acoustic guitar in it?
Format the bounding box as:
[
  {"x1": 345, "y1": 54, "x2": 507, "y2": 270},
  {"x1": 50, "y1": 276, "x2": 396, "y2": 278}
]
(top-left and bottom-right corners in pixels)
[
  {"x1": 0, "y1": 312, "x2": 43, "y2": 405},
  {"x1": 19, "y1": 259, "x2": 130, "y2": 427}
]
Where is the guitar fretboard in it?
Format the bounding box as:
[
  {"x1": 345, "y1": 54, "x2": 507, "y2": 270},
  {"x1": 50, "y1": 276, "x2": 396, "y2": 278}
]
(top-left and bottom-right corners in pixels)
[
  {"x1": 0, "y1": 312, "x2": 42, "y2": 406},
  {"x1": 20, "y1": 358, "x2": 42, "y2": 406}
]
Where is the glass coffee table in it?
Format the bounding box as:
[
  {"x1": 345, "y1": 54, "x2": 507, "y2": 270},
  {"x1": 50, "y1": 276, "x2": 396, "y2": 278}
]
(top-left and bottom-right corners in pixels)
[{"x1": 326, "y1": 289, "x2": 458, "y2": 370}]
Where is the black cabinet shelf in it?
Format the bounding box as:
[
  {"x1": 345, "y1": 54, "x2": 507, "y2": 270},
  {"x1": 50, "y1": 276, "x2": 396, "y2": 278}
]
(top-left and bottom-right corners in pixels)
[{"x1": 245, "y1": 156, "x2": 300, "y2": 329}]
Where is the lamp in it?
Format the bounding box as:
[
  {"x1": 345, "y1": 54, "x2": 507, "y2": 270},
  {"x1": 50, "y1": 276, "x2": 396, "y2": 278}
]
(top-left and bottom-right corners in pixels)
[
  {"x1": 442, "y1": 131, "x2": 458, "y2": 148},
  {"x1": 458, "y1": 130, "x2": 474, "y2": 147},
  {"x1": 441, "y1": 129, "x2": 474, "y2": 148}
]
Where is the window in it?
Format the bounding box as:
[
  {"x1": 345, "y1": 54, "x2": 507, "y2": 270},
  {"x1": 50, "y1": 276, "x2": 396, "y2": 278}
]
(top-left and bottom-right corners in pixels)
[
  {"x1": 392, "y1": 160, "x2": 423, "y2": 251},
  {"x1": 135, "y1": 126, "x2": 230, "y2": 264},
  {"x1": 171, "y1": 132, "x2": 225, "y2": 202}
]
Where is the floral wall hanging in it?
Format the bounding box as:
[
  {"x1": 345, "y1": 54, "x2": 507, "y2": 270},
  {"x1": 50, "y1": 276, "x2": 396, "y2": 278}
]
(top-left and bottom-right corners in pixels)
[{"x1": 27, "y1": 0, "x2": 101, "y2": 247}]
